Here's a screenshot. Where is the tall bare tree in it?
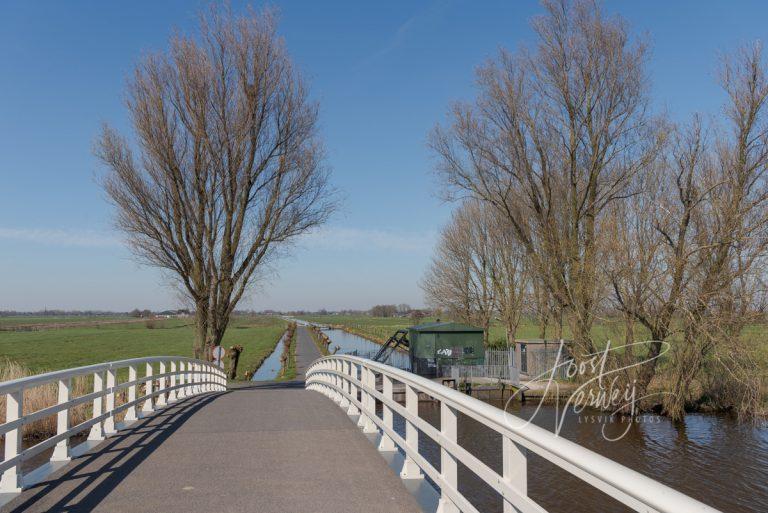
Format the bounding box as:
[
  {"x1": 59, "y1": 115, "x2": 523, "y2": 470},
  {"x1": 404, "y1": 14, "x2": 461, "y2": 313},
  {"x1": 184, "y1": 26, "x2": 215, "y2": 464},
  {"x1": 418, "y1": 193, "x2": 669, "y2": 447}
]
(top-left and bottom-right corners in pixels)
[
  {"x1": 429, "y1": 0, "x2": 660, "y2": 358},
  {"x1": 663, "y1": 45, "x2": 768, "y2": 419},
  {"x1": 421, "y1": 201, "x2": 497, "y2": 344},
  {"x1": 96, "y1": 7, "x2": 335, "y2": 356},
  {"x1": 488, "y1": 210, "x2": 530, "y2": 345}
]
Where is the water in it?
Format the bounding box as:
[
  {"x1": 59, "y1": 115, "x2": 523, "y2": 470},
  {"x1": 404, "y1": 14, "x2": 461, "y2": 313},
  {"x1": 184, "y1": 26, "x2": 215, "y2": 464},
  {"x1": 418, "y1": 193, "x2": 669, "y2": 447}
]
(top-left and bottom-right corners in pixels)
[
  {"x1": 327, "y1": 328, "x2": 768, "y2": 512},
  {"x1": 317, "y1": 328, "x2": 411, "y2": 369},
  {"x1": 392, "y1": 401, "x2": 768, "y2": 513},
  {"x1": 251, "y1": 332, "x2": 289, "y2": 381}
]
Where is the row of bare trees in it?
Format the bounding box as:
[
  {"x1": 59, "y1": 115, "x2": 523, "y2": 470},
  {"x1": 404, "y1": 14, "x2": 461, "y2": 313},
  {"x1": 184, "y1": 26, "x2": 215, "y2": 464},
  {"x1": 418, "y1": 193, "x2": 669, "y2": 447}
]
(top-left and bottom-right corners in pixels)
[
  {"x1": 97, "y1": 7, "x2": 335, "y2": 358},
  {"x1": 423, "y1": 0, "x2": 767, "y2": 420}
]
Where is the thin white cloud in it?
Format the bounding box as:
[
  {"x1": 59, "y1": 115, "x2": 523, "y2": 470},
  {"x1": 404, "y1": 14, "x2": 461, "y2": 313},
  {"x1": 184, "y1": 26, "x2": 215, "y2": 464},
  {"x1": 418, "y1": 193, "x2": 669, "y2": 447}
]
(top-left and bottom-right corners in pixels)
[
  {"x1": 0, "y1": 227, "x2": 120, "y2": 248},
  {"x1": 363, "y1": 0, "x2": 451, "y2": 63},
  {"x1": 300, "y1": 226, "x2": 437, "y2": 253}
]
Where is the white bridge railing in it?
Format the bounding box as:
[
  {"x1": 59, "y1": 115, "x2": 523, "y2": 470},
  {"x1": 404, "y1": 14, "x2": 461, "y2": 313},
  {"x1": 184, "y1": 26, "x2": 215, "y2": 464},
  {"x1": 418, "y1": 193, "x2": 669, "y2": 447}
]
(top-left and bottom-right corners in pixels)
[
  {"x1": 0, "y1": 357, "x2": 226, "y2": 495},
  {"x1": 306, "y1": 355, "x2": 721, "y2": 513}
]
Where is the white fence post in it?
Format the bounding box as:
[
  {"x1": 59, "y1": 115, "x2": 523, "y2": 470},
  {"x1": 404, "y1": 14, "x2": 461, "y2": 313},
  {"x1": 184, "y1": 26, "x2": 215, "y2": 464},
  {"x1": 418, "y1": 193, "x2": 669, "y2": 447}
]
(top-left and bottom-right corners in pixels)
[
  {"x1": 437, "y1": 402, "x2": 459, "y2": 513},
  {"x1": 377, "y1": 374, "x2": 396, "y2": 451},
  {"x1": 125, "y1": 365, "x2": 138, "y2": 422},
  {"x1": 168, "y1": 361, "x2": 177, "y2": 402},
  {"x1": 0, "y1": 389, "x2": 23, "y2": 492},
  {"x1": 156, "y1": 362, "x2": 167, "y2": 407},
  {"x1": 361, "y1": 367, "x2": 377, "y2": 434},
  {"x1": 400, "y1": 383, "x2": 423, "y2": 479},
  {"x1": 103, "y1": 369, "x2": 116, "y2": 435},
  {"x1": 142, "y1": 363, "x2": 154, "y2": 413},
  {"x1": 51, "y1": 378, "x2": 71, "y2": 461},
  {"x1": 177, "y1": 362, "x2": 186, "y2": 398},
  {"x1": 338, "y1": 360, "x2": 350, "y2": 408},
  {"x1": 88, "y1": 371, "x2": 105, "y2": 441},
  {"x1": 502, "y1": 436, "x2": 527, "y2": 513},
  {"x1": 356, "y1": 364, "x2": 368, "y2": 428},
  {"x1": 345, "y1": 361, "x2": 359, "y2": 416}
]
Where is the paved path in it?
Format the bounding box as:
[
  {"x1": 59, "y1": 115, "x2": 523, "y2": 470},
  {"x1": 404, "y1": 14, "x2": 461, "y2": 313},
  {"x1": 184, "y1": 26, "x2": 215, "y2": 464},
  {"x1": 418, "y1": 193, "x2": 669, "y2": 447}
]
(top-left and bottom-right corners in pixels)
[
  {"x1": 1, "y1": 328, "x2": 423, "y2": 513},
  {"x1": 294, "y1": 325, "x2": 322, "y2": 381}
]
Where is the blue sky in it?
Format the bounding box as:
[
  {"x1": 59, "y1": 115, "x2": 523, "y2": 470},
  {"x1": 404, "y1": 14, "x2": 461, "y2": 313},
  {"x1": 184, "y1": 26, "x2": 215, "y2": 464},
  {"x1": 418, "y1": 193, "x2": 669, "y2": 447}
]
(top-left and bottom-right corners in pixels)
[{"x1": 0, "y1": 0, "x2": 765, "y2": 312}]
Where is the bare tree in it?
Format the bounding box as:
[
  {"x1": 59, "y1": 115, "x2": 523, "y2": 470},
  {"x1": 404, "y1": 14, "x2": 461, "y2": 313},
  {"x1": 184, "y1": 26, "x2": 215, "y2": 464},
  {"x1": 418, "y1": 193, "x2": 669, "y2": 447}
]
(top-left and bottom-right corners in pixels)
[
  {"x1": 605, "y1": 120, "x2": 708, "y2": 402},
  {"x1": 421, "y1": 201, "x2": 497, "y2": 345},
  {"x1": 488, "y1": 210, "x2": 530, "y2": 345},
  {"x1": 429, "y1": 0, "x2": 661, "y2": 358},
  {"x1": 96, "y1": 7, "x2": 335, "y2": 356},
  {"x1": 663, "y1": 45, "x2": 768, "y2": 419},
  {"x1": 606, "y1": 44, "x2": 768, "y2": 419}
]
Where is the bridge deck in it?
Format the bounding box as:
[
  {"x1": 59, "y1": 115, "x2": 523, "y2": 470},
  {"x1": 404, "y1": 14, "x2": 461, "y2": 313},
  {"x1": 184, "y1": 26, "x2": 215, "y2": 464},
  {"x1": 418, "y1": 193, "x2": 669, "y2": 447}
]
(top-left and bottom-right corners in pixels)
[{"x1": 1, "y1": 329, "x2": 424, "y2": 513}]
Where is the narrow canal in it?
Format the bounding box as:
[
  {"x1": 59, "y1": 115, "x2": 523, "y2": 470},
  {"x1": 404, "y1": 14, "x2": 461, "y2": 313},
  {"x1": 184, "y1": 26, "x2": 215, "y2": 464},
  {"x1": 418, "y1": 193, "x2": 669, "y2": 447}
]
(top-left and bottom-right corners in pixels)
[
  {"x1": 320, "y1": 327, "x2": 768, "y2": 513},
  {"x1": 250, "y1": 331, "x2": 290, "y2": 381}
]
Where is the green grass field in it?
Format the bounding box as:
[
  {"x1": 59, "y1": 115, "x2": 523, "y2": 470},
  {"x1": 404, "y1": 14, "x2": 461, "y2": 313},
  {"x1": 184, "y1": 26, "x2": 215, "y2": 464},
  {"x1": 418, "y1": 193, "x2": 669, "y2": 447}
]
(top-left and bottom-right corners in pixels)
[
  {"x1": 0, "y1": 315, "x2": 130, "y2": 327},
  {"x1": 0, "y1": 315, "x2": 287, "y2": 379}
]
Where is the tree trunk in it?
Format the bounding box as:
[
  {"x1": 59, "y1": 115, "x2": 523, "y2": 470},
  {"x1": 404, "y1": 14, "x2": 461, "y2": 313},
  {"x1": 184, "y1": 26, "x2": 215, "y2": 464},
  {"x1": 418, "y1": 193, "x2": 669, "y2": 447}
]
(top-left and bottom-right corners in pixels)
[{"x1": 193, "y1": 300, "x2": 208, "y2": 359}]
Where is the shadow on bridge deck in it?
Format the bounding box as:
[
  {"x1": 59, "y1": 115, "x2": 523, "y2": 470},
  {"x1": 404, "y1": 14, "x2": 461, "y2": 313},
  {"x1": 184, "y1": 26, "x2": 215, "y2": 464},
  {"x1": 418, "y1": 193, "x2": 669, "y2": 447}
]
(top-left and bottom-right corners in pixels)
[{"x1": 1, "y1": 382, "x2": 424, "y2": 512}]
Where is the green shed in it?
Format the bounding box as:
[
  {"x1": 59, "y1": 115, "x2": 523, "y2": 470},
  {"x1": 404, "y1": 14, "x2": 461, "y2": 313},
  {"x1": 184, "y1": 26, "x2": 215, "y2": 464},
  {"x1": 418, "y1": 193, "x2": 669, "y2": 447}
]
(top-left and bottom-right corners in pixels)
[{"x1": 407, "y1": 322, "x2": 485, "y2": 377}]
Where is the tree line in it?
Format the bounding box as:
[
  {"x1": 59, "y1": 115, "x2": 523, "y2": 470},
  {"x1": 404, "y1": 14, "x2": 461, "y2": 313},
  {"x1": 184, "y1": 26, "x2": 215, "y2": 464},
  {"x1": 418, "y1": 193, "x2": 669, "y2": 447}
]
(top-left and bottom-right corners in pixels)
[{"x1": 422, "y1": 0, "x2": 767, "y2": 420}]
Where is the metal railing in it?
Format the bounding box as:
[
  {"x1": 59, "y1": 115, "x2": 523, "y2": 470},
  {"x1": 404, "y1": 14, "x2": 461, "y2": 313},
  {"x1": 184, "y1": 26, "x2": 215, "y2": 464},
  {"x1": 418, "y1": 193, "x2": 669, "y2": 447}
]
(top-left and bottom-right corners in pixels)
[
  {"x1": 305, "y1": 355, "x2": 721, "y2": 513},
  {"x1": 0, "y1": 357, "x2": 226, "y2": 494},
  {"x1": 443, "y1": 348, "x2": 521, "y2": 384}
]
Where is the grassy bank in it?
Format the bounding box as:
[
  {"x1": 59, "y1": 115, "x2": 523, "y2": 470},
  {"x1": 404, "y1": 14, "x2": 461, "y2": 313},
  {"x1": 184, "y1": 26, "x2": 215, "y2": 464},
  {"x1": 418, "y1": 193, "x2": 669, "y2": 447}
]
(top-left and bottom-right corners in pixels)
[
  {"x1": 274, "y1": 327, "x2": 296, "y2": 381},
  {"x1": 306, "y1": 326, "x2": 330, "y2": 355},
  {"x1": 0, "y1": 315, "x2": 287, "y2": 377}
]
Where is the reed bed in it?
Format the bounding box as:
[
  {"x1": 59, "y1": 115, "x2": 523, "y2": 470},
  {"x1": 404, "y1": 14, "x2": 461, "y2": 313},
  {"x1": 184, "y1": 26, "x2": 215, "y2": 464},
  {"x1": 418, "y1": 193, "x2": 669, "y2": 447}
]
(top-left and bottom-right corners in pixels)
[{"x1": 0, "y1": 358, "x2": 91, "y2": 440}]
